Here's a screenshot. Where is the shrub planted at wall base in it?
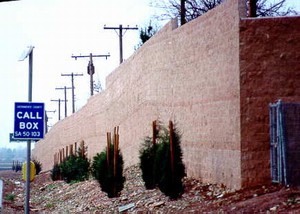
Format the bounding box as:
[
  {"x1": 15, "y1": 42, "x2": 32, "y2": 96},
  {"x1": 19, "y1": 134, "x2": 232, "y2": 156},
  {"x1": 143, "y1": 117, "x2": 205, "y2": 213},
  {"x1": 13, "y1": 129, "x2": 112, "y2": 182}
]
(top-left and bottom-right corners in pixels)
[
  {"x1": 139, "y1": 136, "x2": 157, "y2": 189},
  {"x1": 139, "y1": 121, "x2": 186, "y2": 199},
  {"x1": 60, "y1": 154, "x2": 90, "y2": 183},
  {"x1": 51, "y1": 145, "x2": 90, "y2": 183},
  {"x1": 91, "y1": 144, "x2": 125, "y2": 198},
  {"x1": 156, "y1": 124, "x2": 185, "y2": 199},
  {"x1": 51, "y1": 163, "x2": 61, "y2": 181}
]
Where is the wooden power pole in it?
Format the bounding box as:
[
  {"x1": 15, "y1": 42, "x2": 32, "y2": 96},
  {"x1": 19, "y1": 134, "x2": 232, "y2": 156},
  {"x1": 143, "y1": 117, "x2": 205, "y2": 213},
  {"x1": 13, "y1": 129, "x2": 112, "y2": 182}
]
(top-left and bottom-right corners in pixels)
[
  {"x1": 61, "y1": 73, "x2": 83, "y2": 114},
  {"x1": 181, "y1": 0, "x2": 186, "y2": 25},
  {"x1": 104, "y1": 24, "x2": 138, "y2": 64},
  {"x1": 55, "y1": 86, "x2": 72, "y2": 117},
  {"x1": 51, "y1": 99, "x2": 66, "y2": 121},
  {"x1": 249, "y1": 0, "x2": 257, "y2": 17},
  {"x1": 72, "y1": 53, "x2": 110, "y2": 96}
]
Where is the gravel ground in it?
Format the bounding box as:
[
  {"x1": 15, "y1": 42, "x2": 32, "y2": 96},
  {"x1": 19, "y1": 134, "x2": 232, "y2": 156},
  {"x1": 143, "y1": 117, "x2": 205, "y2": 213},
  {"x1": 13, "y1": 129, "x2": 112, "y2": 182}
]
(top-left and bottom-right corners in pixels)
[{"x1": 1, "y1": 166, "x2": 300, "y2": 213}]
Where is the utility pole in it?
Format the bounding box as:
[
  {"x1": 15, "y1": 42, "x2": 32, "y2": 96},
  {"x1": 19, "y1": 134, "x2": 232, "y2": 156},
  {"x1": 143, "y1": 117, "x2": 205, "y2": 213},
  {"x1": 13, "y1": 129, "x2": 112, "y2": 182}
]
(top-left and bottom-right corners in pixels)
[
  {"x1": 61, "y1": 73, "x2": 83, "y2": 113},
  {"x1": 72, "y1": 53, "x2": 110, "y2": 96},
  {"x1": 249, "y1": 0, "x2": 257, "y2": 17},
  {"x1": 104, "y1": 24, "x2": 138, "y2": 64},
  {"x1": 55, "y1": 86, "x2": 72, "y2": 117},
  {"x1": 180, "y1": 0, "x2": 186, "y2": 25},
  {"x1": 51, "y1": 99, "x2": 66, "y2": 121}
]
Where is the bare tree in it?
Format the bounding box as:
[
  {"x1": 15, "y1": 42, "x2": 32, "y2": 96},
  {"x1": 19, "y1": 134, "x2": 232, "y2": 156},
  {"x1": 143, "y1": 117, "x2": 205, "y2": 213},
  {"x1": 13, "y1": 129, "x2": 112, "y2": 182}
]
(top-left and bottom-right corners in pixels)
[
  {"x1": 151, "y1": 0, "x2": 298, "y2": 24},
  {"x1": 255, "y1": 0, "x2": 298, "y2": 17},
  {"x1": 152, "y1": 0, "x2": 222, "y2": 23},
  {"x1": 93, "y1": 79, "x2": 102, "y2": 93}
]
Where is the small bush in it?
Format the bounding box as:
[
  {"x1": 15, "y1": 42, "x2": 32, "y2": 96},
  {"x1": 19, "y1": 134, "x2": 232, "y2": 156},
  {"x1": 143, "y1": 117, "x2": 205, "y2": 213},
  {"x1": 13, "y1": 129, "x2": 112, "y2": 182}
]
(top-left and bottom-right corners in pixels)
[
  {"x1": 51, "y1": 163, "x2": 61, "y2": 181},
  {"x1": 139, "y1": 136, "x2": 157, "y2": 189},
  {"x1": 5, "y1": 193, "x2": 15, "y2": 201},
  {"x1": 91, "y1": 144, "x2": 125, "y2": 198},
  {"x1": 45, "y1": 203, "x2": 54, "y2": 209},
  {"x1": 51, "y1": 145, "x2": 90, "y2": 183},
  {"x1": 60, "y1": 154, "x2": 90, "y2": 183}
]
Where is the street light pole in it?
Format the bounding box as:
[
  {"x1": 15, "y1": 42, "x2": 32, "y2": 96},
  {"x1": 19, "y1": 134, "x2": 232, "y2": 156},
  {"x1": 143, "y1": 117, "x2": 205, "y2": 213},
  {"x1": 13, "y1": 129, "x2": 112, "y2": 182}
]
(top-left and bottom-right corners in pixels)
[
  {"x1": 19, "y1": 45, "x2": 34, "y2": 214},
  {"x1": 26, "y1": 48, "x2": 32, "y2": 214}
]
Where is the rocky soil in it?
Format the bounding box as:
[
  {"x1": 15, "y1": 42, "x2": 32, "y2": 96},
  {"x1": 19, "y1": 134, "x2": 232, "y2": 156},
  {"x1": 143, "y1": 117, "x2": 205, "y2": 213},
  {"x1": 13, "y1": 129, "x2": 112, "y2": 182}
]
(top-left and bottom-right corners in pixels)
[{"x1": 1, "y1": 166, "x2": 300, "y2": 213}]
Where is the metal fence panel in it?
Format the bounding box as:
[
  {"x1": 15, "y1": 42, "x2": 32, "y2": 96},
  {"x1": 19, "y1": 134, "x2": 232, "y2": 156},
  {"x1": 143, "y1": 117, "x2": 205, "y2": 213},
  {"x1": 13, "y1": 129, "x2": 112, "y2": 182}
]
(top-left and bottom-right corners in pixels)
[
  {"x1": 269, "y1": 104, "x2": 278, "y2": 182},
  {"x1": 282, "y1": 103, "x2": 300, "y2": 186},
  {"x1": 269, "y1": 100, "x2": 300, "y2": 186}
]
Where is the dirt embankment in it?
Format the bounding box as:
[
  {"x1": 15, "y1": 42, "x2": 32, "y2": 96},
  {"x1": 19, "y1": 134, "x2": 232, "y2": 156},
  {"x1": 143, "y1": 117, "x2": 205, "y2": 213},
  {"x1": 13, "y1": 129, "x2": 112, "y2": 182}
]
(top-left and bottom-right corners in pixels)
[{"x1": 1, "y1": 167, "x2": 300, "y2": 213}]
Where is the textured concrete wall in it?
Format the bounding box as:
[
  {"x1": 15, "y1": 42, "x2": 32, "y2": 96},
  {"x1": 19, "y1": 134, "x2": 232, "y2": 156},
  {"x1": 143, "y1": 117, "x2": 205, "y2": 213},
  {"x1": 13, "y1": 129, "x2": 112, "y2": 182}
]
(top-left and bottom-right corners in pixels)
[
  {"x1": 33, "y1": 0, "x2": 243, "y2": 189},
  {"x1": 239, "y1": 16, "x2": 300, "y2": 187},
  {"x1": 33, "y1": 0, "x2": 300, "y2": 189}
]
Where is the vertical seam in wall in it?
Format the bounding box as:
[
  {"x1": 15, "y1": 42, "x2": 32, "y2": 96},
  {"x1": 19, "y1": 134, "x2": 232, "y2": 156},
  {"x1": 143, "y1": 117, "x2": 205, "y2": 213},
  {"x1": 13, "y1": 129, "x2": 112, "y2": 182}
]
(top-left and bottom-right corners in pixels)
[{"x1": 238, "y1": 0, "x2": 246, "y2": 188}]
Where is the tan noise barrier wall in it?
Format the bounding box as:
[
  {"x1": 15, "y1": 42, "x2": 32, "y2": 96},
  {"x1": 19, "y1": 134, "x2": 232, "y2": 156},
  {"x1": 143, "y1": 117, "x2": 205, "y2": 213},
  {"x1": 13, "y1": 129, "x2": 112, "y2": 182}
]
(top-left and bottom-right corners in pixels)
[{"x1": 33, "y1": 0, "x2": 300, "y2": 189}]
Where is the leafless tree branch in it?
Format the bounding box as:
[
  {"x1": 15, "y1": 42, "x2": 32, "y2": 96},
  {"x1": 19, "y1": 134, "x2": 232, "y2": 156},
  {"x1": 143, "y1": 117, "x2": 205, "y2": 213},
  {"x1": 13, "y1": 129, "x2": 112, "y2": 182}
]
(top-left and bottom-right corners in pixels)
[{"x1": 150, "y1": 0, "x2": 298, "y2": 23}]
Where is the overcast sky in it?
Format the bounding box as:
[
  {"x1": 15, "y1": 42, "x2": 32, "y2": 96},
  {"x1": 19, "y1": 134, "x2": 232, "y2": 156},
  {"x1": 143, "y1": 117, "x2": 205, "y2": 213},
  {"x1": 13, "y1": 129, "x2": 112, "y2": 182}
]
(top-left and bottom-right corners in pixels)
[
  {"x1": 0, "y1": 0, "x2": 167, "y2": 148},
  {"x1": 0, "y1": 0, "x2": 299, "y2": 149}
]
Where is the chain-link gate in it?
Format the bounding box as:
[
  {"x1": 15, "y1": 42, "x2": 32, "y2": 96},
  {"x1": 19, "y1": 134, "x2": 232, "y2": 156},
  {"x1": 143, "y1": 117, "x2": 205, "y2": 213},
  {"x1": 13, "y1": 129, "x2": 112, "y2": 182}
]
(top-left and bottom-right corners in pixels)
[{"x1": 269, "y1": 100, "x2": 300, "y2": 186}]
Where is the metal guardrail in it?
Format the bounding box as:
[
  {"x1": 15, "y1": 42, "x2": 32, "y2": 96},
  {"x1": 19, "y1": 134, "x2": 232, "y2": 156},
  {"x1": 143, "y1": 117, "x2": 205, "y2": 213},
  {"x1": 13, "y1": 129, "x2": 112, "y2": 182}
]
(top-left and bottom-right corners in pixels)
[
  {"x1": 0, "y1": 163, "x2": 12, "y2": 171},
  {"x1": 0, "y1": 162, "x2": 22, "y2": 171}
]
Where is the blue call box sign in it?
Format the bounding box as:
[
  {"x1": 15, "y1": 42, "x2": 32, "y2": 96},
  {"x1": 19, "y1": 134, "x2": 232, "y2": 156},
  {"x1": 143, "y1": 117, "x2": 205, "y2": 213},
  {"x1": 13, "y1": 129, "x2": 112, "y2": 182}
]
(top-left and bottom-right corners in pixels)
[{"x1": 14, "y1": 102, "x2": 45, "y2": 140}]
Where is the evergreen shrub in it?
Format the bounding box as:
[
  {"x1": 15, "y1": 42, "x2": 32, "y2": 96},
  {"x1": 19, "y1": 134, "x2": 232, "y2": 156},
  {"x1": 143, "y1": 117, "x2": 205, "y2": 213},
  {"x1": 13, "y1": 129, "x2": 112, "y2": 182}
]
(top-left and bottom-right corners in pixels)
[
  {"x1": 157, "y1": 124, "x2": 185, "y2": 199},
  {"x1": 52, "y1": 145, "x2": 90, "y2": 183},
  {"x1": 139, "y1": 122, "x2": 186, "y2": 199},
  {"x1": 139, "y1": 136, "x2": 157, "y2": 189},
  {"x1": 59, "y1": 155, "x2": 89, "y2": 183},
  {"x1": 91, "y1": 144, "x2": 125, "y2": 198},
  {"x1": 51, "y1": 163, "x2": 61, "y2": 181}
]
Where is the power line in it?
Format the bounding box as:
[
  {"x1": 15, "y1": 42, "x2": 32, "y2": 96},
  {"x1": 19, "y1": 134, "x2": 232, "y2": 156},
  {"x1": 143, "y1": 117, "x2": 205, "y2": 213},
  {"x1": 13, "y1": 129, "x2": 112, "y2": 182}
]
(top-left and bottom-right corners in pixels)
[{"x1": 104, "y1": 24, "x2": 138, "y2": 64}]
